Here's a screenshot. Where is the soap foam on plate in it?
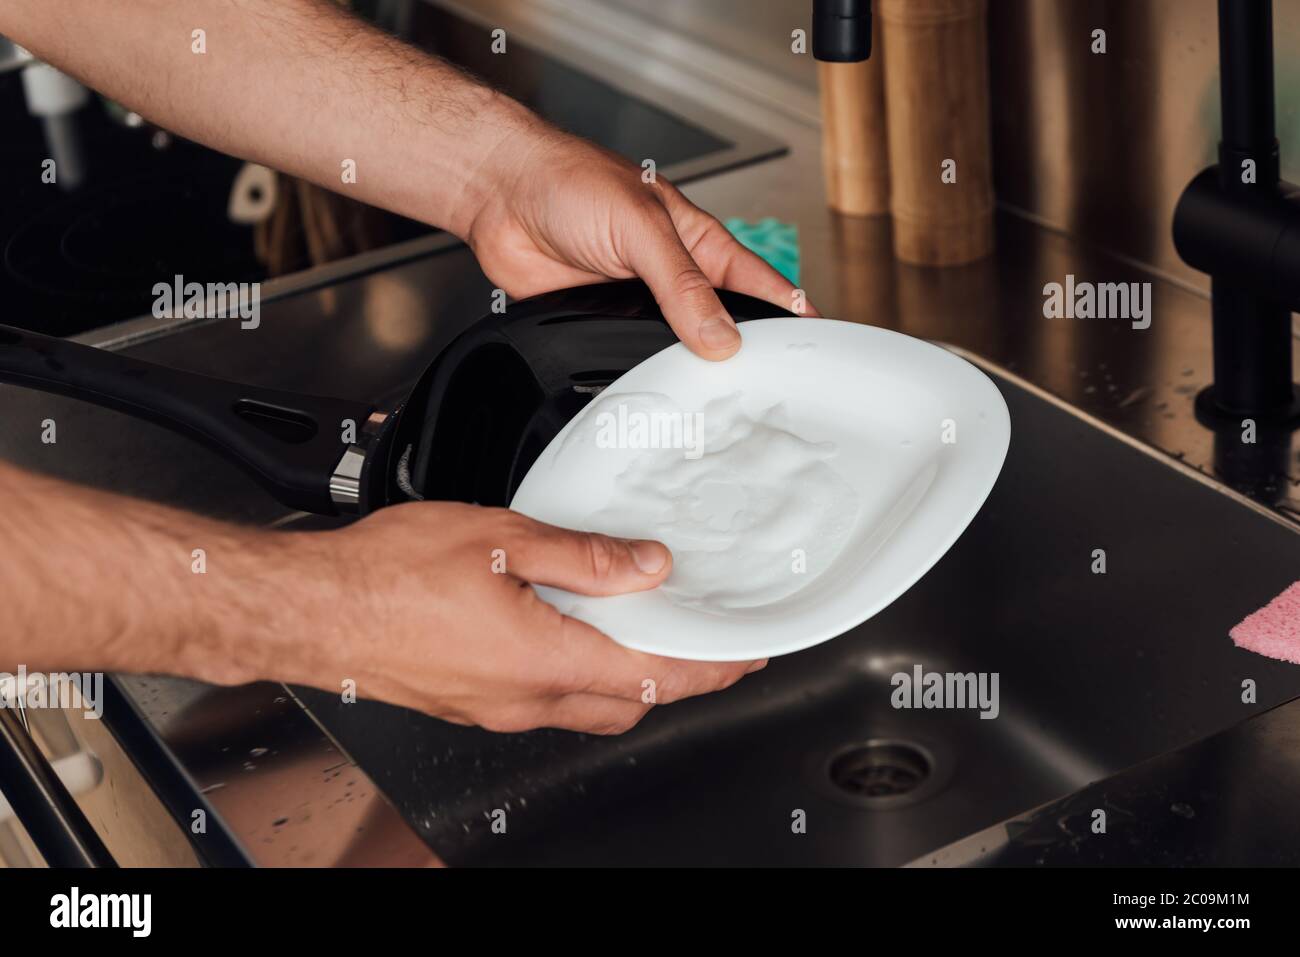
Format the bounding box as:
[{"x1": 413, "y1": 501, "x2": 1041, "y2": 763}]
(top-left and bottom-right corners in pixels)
[{"x1": 561, "y1": 389, "x2": 861, "y2": 615}]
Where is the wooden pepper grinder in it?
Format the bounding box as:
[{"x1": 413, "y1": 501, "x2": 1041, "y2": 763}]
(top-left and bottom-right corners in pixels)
[
  {"x1": 878, "y1": 0, "x2": 994, "y2": 265},
  {"x1": 816, "y1": 0, "x2": 889, "y2": 216}
]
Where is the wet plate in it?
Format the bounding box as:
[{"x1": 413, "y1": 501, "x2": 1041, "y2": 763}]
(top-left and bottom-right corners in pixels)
[{"x1": 510, "y1": 318, "x2": 1010, "y2": 660}]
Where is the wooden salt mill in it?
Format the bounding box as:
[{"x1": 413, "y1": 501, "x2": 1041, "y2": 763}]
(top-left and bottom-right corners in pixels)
[{"x1": 815, "y1": 0, "x2": 994, "y2": 266}]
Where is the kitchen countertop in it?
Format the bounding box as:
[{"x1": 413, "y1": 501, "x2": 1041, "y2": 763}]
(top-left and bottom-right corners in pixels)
[{"x1": 3, "y1": 0, "x2": 1299, "y2": 865}]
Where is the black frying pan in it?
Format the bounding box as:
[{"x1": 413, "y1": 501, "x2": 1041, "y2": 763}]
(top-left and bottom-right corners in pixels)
[{"x1": 0, "y1": 281, "x2": 793, "y2": 514}]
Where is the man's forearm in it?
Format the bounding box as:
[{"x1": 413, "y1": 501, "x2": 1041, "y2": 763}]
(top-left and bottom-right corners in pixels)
[
  {"x1": 0, "y1": 460, "x2": 311, "y2": 685},
  {"x1": 0, "y1": 0, "x2": 538, "y2": 237}
]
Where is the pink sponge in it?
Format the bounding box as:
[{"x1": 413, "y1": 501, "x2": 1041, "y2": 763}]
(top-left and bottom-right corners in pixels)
[{"x1": 1230, "y1": 581, "x2": 1300, "y2": 664}]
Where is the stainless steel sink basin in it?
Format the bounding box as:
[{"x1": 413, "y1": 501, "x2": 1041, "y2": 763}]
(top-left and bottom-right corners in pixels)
[
  {"x1": 11, "y1": 298, "x2": 1296, "y2": 866},
  {"x1": 295, "y1": 366, "x2": 1300, "y2": 866}
]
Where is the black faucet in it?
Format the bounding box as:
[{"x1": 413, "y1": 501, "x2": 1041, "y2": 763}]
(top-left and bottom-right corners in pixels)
[
  {"x1": 812, "y1": 0, "x2": 872, "y2": 62},
  {"x1": 1174, "y1": 0, "x2": 1300, "y2": 426}
]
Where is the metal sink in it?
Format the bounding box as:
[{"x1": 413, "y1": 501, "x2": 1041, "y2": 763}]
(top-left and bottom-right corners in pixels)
[
  {"x1": 8, "y1": 262, "x2": 1297, "y2": 864},
  {"x1": 296, "y1": 365, "x2": 1300, "y2": 866}
]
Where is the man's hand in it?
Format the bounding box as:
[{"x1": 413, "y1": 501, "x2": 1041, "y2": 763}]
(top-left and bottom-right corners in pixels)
[
  {"x1": 267, "y1": 503, "x2": 763, "y2": 733},
  {"x1": 466, "y1": 129, "x2": 811, "y2": 359}
]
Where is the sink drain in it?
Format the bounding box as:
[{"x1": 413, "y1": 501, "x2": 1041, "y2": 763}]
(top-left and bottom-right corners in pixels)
[
  {"x1": 814, "y1": 739, "x2": 946, "y2": 809},
  {"x1": 830, "y1": 742, "x2": 930, "y2": 798}
]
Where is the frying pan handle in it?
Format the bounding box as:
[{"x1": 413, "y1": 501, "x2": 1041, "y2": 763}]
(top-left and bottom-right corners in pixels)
[{"x1": 0, "y1": 324, "x2": 376, "y2": 515}]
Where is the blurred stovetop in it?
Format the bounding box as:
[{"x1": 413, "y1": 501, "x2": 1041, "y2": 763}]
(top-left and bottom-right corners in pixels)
[{"x1": 0, "y1": 2, "x2": 781, "y2": 336}]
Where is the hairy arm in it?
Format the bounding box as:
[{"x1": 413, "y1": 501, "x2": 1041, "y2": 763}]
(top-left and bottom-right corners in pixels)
[
  {"x1": 0, "y1": 0, "x2": 536, "y2": 238},
  {"x1": 0, "y1": 0, "x2": 804, "y2": 355},
  {"x1": 0, "y1": 459, "x2": 301, "y2": 685},
  {"x1": 0, "y1": 0, "x2": 778, "y2": 730}
]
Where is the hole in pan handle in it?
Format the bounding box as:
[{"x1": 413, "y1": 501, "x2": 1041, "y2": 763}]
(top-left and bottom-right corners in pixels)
[{"x1": 0, "y1": 324, "x2": 376, "y2": 515}]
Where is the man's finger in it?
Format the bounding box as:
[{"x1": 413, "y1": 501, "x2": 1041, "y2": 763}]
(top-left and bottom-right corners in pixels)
[
  {"x1": 518, "y1": 594, "x2": 763, "y2": 704},
  {"x1": 709, "y1": 237, "x2": 821, "y2": 318},
  {"x1": 625, "y1": 214, "x2": 743, "y2": 360},
  {"x1": 562, "y1": 622, "x2": 759, "y2": 703},
  {"x1": 571, "y1": 638, "x2": 760, "y2": 705},
  {"x1": 540, "y1": 693, "x2": 652, "y2": 735},
  {"x1": 662, "y1": 192, "x2": 819, "y2": 316},
  {"x1": 650, "y1": 657, "x2": 755, "y2": 703}
]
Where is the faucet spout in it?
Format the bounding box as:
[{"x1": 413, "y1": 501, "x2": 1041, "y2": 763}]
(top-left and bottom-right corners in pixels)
[{"x1": 1218, "y1": 0, "x2": 1279, "y2": 190}]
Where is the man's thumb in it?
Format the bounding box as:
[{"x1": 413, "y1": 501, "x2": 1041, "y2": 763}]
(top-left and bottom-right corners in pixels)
[{"x1": 509, "y1": 521, "x2": 672, "y2": 595}]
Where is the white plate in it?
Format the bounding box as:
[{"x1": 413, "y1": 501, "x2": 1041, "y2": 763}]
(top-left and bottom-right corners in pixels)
[{"x1": 509, "y1": 318, "x2": 1010, "y2": 661}]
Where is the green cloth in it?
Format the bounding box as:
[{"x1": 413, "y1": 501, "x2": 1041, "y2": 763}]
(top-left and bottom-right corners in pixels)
[{"x1": 724, "y1": 217, "x2": 799, "y2": 286}]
